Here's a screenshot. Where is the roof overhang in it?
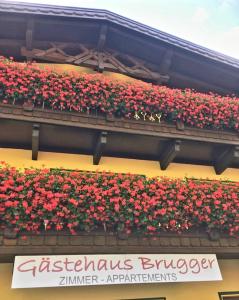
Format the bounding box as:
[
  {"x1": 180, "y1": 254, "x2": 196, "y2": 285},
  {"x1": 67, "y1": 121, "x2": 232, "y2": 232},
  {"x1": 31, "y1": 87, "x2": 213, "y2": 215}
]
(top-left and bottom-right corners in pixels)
[{"x1": 0, "y1": 1, "x2": 239, "y2": 94}]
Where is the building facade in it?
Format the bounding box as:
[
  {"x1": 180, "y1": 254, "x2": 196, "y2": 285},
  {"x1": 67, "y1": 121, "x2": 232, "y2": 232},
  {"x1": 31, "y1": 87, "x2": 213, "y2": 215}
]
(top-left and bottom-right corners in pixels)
[{"x1": 0, "y1": 1, "x2": 238, "y2": 300}]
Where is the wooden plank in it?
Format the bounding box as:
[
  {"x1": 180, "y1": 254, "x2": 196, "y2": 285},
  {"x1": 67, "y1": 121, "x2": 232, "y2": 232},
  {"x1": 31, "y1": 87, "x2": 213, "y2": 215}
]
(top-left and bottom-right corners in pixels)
[
  {"x1": 32, "y1": 123, "x2": 40, "y2": 160},
  {"x1": 169, "y1": 71, "x2": 231, "y2": 95},
  {"x1": 97, "y1": 52, "x2": 104, "y2": 72},
  {"x1": 26, "y1": 19, "x2": 34, "y2": 51},
  {"x1": 21, "y1": 46, "x2": 168, "y2": 82},
  {"x1": 0, "y1": 106, "x2": 239, "y2": 145},
  {"x1": 66, "y1": 50, "x2": 90, "y2": 63},
  {"x1": 175, "y1": 51, "x2": 239, "y2": 82},
  {"x1": 214, "y1": 146, "x2": 239, "y2": 175},
  {"x1": 93, "y1": 131, "x2": 107, "y2": 165},
  {"x1": 0, "y1": 39, "x2": 24, "y2": 47},
  {"x1": 160, "y1": 139, "x2": 181, "y2": 170},
  {"x1": 0, "y1": 232, "x2": 238, "y2": 263},
  {"x1": 159, "y1": 49, "x2": 173, "y2": 74},
  {"x1": 97, "y1": 24, "x2": 108, "y2": 51}
]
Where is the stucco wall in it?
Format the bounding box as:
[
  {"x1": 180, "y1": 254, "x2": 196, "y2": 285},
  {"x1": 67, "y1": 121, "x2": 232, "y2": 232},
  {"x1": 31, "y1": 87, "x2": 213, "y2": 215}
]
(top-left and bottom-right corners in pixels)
[
  {"x1": 1, "y1": 148, "x2": 239, "y2": 181},
  {"x1": 0, "y1": 148, "x2": 238, "y2": 299}
]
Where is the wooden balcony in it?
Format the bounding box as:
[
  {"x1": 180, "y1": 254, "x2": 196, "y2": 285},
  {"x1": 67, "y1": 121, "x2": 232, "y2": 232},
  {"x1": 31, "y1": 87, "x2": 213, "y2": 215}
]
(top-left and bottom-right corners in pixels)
[{"x1": 0, "y1": 104, "x2": 239, "y2": 174}]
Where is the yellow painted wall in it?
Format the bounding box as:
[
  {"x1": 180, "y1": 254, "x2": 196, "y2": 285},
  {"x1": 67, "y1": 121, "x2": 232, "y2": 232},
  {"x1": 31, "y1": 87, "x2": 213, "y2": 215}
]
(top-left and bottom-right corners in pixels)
[
  {"x1": 1, "y1": 148, "x2": 239, "y2": 181},
  {"x1": 1, "y1": 149, "x2": 238, "y2": 299},
  {"x1": 0, "y1": 260, "x2": 238, "y2": 300},
  {"x1": 36, "y1": 63, "x2": 139, "y2": 83}
]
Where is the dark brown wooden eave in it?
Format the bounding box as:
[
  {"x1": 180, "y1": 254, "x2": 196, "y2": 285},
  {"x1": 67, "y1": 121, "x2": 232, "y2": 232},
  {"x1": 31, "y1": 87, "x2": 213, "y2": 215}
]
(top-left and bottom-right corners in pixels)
[
  {"x1": 0, "y1": 231, "x2": 238, "y2": 263},
  {"x1": 0, "y1": 1, "x2": 239, "y2": 95},
  {"x1": 0, "y1": 104, "x2": 239, "y2": 174},
  {"x1": 0, "y1": 1, "x2": 239, "y2": 69}
]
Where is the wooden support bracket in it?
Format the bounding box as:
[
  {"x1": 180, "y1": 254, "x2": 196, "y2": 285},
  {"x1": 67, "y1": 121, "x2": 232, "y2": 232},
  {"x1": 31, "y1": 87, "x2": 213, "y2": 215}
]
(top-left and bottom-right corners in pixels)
[
  {"x1": 176, "y1": 120, "x2": 185, "y2": 131},
  {"x1": 26, "y1": 18, "x2": 34, "y2": 61},
  {"x1": 214, "y1": 146, "x2": 239, "y2": 175},
  {"x1": 26, "y1": 19, "x2": 34, "y2": 50},
  {"x1": 93, "y1": 131, "x2": 107, "y2": 165},
  {"x1": 160, "y1": 139, "x2": 181, "y2": 170},
  {"x1": 32, "y1": 124, "x2": 40, "y2": 160},
  {"x1": 97, "y1": 25, "x2": 108, "y2": 72},
  {"x1": 21, "y1": 42, "x2": 169, "y2": 83}
]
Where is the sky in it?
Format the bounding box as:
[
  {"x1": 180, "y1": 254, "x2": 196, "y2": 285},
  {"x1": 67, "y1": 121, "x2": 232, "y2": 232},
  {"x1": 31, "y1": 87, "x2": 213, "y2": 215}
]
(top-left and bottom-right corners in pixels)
[{"x1": 7, "y1": 0, "x2": 239, "y2": 59}]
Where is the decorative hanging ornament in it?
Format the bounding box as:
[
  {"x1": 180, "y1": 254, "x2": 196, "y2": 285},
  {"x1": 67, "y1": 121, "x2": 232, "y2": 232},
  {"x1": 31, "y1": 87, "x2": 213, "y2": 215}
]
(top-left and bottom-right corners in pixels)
[
  {"x1": 149, "y1": 113, "x2": 155, "y2": 122},
  {"x1": 155, "y1": 113, "x2": 162, "y2": 123},
  {"x1": 134, "y1": 111, "x2": 140, "y2": 120},
  {"x1": 141, "y1": 111, "x2": 147, "y2": 121},
  {"x1": 44, "y1": 219, "x2": 49, "y2": 231}
]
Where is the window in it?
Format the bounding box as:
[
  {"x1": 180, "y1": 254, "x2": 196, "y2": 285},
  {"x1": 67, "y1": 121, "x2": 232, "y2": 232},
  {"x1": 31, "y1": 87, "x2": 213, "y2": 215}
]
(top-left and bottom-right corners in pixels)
[{"x1": 219, "y1": 292, "x2": 239, "y2": 300}]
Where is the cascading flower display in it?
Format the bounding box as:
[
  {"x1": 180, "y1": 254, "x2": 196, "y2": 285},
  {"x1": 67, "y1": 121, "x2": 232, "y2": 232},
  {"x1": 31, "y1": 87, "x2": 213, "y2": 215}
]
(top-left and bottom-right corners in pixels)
[
  {"x1": 0, "y1": 56, "x2": 239, "y2": 131},
  {"x1": 0, "y1": 163, "x2": 238, "y2": 236}
]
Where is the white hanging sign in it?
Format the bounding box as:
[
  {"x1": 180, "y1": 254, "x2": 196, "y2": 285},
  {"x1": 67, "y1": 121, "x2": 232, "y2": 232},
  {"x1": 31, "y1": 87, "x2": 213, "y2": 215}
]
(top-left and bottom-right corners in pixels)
[{"x1": 12, "y1": 254, "x2": 222, "y2": 288}]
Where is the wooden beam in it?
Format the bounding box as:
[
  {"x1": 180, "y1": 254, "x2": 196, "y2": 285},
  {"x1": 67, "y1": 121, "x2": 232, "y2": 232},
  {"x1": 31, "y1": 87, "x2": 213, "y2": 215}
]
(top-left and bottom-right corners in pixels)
[
  {"x1": 175, "y1": 51, "x2": 239, "y2": 83},
  {"x1": 110, "y1": 26, "x2": 166, "y2": 54},
  {"x1": 97, "y1": 25, "x2": 107, "y2": 72},
  {"x1": 160, "y1": 139, "x2": 181, "y2": 170},
  {"x1": 159, "y1": 49, "x2": 173, "y2": 74},
  {"x1": 1, "y1": 107, "x2": 239, "y2": 145},
  {"x1": 21, "y1": 46, "x2": 168, "y2": 82},
  {"x1": 0, "y1": 15, "x2": 25, "y2": 23},
  {"x1": 169, "y1": 71, "x2": 232, "y2": 95},
  {"x1": 32, "y1": 124, "x2": 40, "y2": 160},
  {"x1": 214, "y1": 146, "x2": 239, "y2": 175},
  {"x1": 0, "y1": 39, "x2": 25, "y2": 47},
  {"x1": 93, "y1": 131, "x2": 107, "y2": 165},
  {"x1": 97, "y1": 24, "x2": 108, "y2": 51},
  {"x1": 110, "y1": 26, "x2": 239, "y2": 80},
  {"x1": 0, "y1": 14, "x2": 94, "y2": 30},
  {"x1": 26, "y1": 19, "x2": 34, "y2": 51},
  {"x1": 18, "y1": 39, "x2": 233, "y2": 93},
  {"x1": 1, "y1": 104, "x2": 239, "y2": 146},
  {"x1": 97, "y1": 52, "x2": 104, "y2": 72}
]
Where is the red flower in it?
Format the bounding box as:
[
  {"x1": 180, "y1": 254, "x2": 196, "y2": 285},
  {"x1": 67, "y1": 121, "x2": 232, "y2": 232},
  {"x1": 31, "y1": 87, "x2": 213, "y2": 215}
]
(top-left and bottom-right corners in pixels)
[
  {"x1": 22, "y1": 201, "x2": 28, "y2": 208},
  {"x1": 0, "y1": 162, "x2": 238, "y2": 236},
  {"x1": 196, "y1": 200, "x2": 202, "y2": 207},
  {"x1": 5, "y1": 200, "x2": 13, "y2": 207},
  {"x1": 0, "y1": 56, "x2": 238, "y2": 132}
]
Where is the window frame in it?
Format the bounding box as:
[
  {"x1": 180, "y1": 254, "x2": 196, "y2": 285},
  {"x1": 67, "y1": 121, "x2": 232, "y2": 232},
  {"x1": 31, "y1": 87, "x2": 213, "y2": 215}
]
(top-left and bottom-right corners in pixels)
[{"x1": 219, "y1": 291, "x2": 239, "y2": 300}]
